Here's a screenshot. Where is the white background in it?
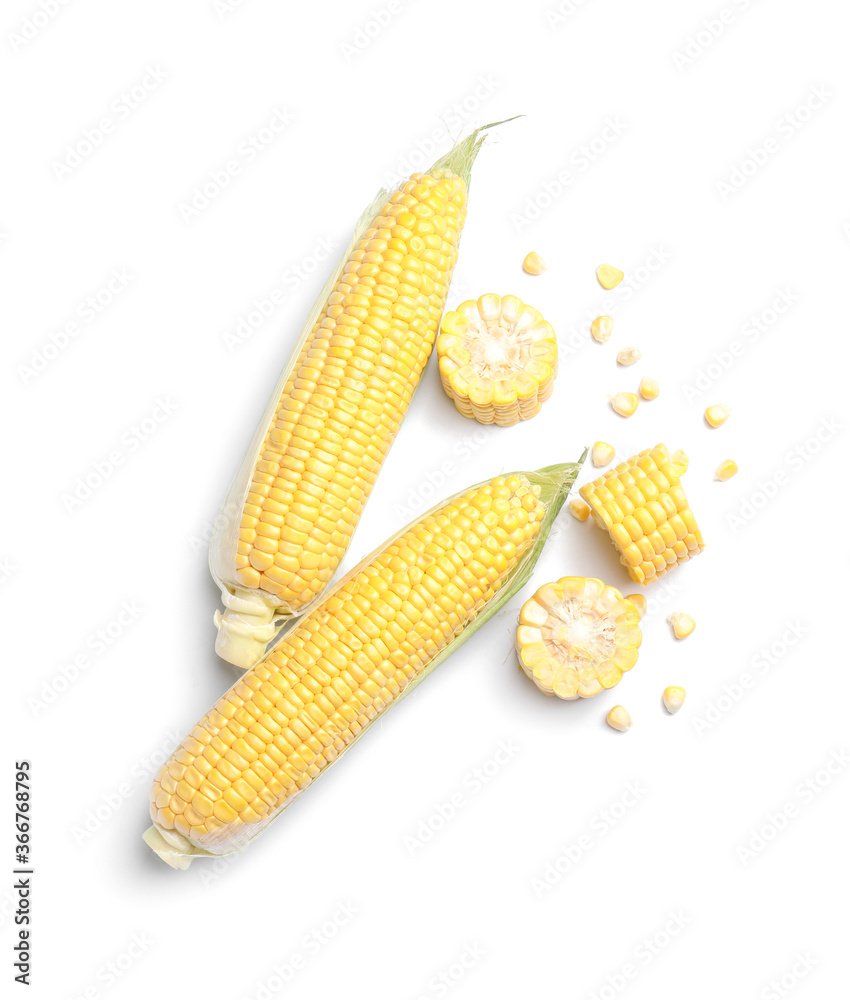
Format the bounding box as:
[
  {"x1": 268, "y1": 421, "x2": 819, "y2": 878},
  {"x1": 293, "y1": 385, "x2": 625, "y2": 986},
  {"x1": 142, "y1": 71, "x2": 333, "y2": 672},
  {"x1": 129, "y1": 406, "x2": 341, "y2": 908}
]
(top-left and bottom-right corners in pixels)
[{"x1": 4, "y1": 1, "x2": 848, "y2": 997}]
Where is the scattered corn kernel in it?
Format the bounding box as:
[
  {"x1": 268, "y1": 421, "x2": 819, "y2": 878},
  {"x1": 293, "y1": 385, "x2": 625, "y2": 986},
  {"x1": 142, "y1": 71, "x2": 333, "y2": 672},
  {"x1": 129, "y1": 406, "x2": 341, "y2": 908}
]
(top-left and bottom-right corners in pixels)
[
  {"x1": 569, "y1": 498, "x2": 591, "y2": 521},
  {"x1": 714, "y1": 459, "x2": 738, "y2": 481},
  {"x1": 668, "y1": 612, "x2": 696, "y2": 639},
  {"x1": 662, "y1": 686, "x2": 686, "y2": 714},
  {"x1": 607, "y1": 705, "x2": 632, "y2": 731},
  {"x1": 704, "y1": 404, "x2": 731, "y2": 428},
  {"x1": 609, "y1": 392, "x2": 639, "y2": 417},
  {"x1": 617, "y1": 346, "x2": 642, "y2": 366},
  {"x1": 591, "y1": 315, "x2": 614, "y2": 343},
  {"x1": 626, "y1": 594, "x2": 646, "y2": 618},
  {"x1": 639, "y1": 376, "x2": 659, "y2": 400},
  {"x1": 523, "y1": 251, "x2": 547, "y2": 275},
  {"x1": 592, "y1": 440, "x2": 616, "y2": 467},
  {"x1": 671, "y1": 449, "x2": 689, "y2": 475},
  {"x1": 516, "y1": 577, "x2": 642, "y2": 699},
  {"x1": 597, "y1": 264, "x2": 624, "y2": 289}
]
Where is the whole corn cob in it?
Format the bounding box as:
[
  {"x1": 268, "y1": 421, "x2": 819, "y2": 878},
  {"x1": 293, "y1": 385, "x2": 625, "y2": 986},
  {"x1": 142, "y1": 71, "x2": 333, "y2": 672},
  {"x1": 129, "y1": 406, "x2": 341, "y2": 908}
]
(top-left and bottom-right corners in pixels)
[
  {"x1": 210, "y1": 122, "x2": 515, "y2": 669},
  {"x1": 145, "y1": 456, "x2": 584, "y2": 868}
]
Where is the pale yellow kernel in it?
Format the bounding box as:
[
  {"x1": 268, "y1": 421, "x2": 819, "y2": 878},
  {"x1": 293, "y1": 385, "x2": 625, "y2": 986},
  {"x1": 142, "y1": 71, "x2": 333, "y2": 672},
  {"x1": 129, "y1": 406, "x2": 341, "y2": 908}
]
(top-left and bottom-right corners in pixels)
[
  {"x1": 639, "y1": 376, "x2": 659, "y2": 400},
  {"x1": 597, "y1": 264, "x2": 624, "y2": 289},
  {"x1": 591, "y1": 315, "x2": 613, "y2": 343},
  {"x1": 592, "y1": 441, "x2": 615, "y2": 467},
  {"x1": 668, "y1": 612, "x2": 696, "y2": 639},
  {"x1": 625, "y1": 593, "x2": 646, "y2": 618},
  {"x1": 609, "y1": 392, "x2": 639, "y2": 417},
  {"x1": 569, "y1": 498, "x2": 591, "y2": 522},
  {"x1": 671, "y1": 449, "x2": 689, "y2": 475},
  {"x1": 704, "y1": 404, "x2": 731, "y2": 428},
  {"x1": 662, "y1": 686, "x2": 686, "y2": 714},
  {"x1": 607, "y1": 705, "x2": 632, "y2": 731},
  {"x1": 522, "y1": 251, "x2": 547, "y2": 275},
  {"x1": 616, "y1": 346, "x2": 642, "y2": 366},
  {"x1": 714, "y1": 459, "x2": 738, "y2": 481}
]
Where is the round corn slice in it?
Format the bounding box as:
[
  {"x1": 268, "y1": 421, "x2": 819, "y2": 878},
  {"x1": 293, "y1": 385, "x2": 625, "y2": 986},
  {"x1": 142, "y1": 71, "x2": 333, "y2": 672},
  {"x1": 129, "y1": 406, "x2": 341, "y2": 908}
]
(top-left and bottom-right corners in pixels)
[
  {"x1": 436, "y1": 293, "x2": 558, "y2": 426},
  {"x1": 516, "y1": 576, "x2": 642, "y2": 699}
]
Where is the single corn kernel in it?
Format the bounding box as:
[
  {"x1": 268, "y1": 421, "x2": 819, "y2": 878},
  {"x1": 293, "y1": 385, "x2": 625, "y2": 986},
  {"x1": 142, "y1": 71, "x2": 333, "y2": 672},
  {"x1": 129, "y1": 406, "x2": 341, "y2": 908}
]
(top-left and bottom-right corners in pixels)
[
  {"x1": 591, "y1": 315, "x2": 614, "y2": 343},
  {"x1": 607, "y1": 705, "x2": 632, "y2": 731},
  {"x1": 639, "y1": 376, "x2": 659, "y2": 400},
  {"x1": 597, "y1": 264, "x2": 624, "y2": 289},
  {"x1": 663, "y1": 686, "x2": 686, "y2": 714},
  {"x1": 668, "y1": 612, "x2": 696, "y2": 639},
  {"x1": 671, "y1": 449, "x2": 689, "y2": 475},
  {"x1": 617, "y1": 346, "x2": 642, "y2": 366},
  {"x1": 523, "y1": 251, "x2": 547, "y2": 275},
  {"x1": 626, "y1": 594, "x2": 646, "y2": 618},
  {"x1": 610, "y1": 392, "x2": 639, "y2": 417},
  {"x1": 569, "y1": 498, "x2": 591, "y2": 522},
  {"x1": 592, "y1": 441, "x2": 616, "y2": 467},
  {"x1": 705, "y1": 404, "x2": 731, "y2": 428},
  {"x1": 714, "y1": 459, "x2": 738, "y2": 481}
]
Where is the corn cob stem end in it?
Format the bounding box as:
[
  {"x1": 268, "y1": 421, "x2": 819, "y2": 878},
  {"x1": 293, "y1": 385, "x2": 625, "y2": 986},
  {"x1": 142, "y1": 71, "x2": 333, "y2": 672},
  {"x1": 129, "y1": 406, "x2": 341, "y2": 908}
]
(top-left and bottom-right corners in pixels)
[
  {"x1": 214, "y1": 586, "x2": 284, "y2": 668},
  {"x1": 143, "y1": 824, "x2": 205, "y2": 870}
]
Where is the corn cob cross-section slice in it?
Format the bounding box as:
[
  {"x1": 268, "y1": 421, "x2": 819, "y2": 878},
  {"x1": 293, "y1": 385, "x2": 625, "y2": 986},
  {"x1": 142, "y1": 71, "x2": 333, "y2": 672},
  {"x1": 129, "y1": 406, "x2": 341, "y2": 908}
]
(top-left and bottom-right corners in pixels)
[
  {"x1": 145, "y1": 456, "x2": 584, "y2": 868},
  {"x1": 436, "y1": 293, "x2": 558, "y2": 426},
  {"x1": 579, "y1": 444, "x2": 704, "y2": 585},
  {"x1": 210, "y1": 123, "x2": 514, "y2": 669}
]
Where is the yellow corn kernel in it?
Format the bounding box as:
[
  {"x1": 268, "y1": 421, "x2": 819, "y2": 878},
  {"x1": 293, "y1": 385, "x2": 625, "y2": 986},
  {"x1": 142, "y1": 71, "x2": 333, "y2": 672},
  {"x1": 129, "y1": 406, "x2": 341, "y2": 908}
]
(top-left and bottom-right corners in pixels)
[
  {"x1": 616, "y1": 346, "x2": 642, "y2": 366},
  {"x1": 592, "y1": 440, "x2": 616, "y2": 467},
  {"x1": 668, "y1": 612, "x2": 696, "y2": 639},
  {"x1": 591, "y1": 315, "x2": 613, "y2": 343},
  {"x1": 597, "y1": 264, "x2": 624, "y2": 289},
  {"x1": 516, "y1": 576, "x2": 641, "y2": 700},
  {"x1": 626, "y1": 593, "x2": 646, "y2": 618},
  {"x1": 671, "y1": 449, "x2": 689, "y2": 475},
  {"x1": 610, "y1": 392, "x2": 639, "y2": 417},
  {"x1": 607, "y1": 705, "x2": 632, "y2": 731},
  {"x1": 714, "y1": 459, "x2": 738, "y2": 481},
  {"x1": 639, "y1": 376, "x2": 659, "y2": 400},
  {"x1": 523, "y1": 251, "x2": 547, "y2": 275},
  {"x1": 704, "y1": 404, "x2": 731, "y2": 428},
  {"x1": 569, "y1": 498, "x2": 591, "y2": 521},
  {"x1": 579, "y1": 444, "x2": 705, "y2": 586},
  {"x1": 436, "y1": 293, "x2": 558, "y2": 426},
  {"x1": 663, "y1": 686, "x2": 686, "y2": 714}
]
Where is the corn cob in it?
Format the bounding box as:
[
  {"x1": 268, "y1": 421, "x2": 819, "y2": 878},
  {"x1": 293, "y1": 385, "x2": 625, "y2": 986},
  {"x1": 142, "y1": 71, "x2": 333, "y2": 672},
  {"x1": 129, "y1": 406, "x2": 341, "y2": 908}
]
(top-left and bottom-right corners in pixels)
[
  {"x1": 579, "y1": 444, "x2": 704, "y2": 585},
  {"x1": 210, "y1": 122, "x2": 514, "y2": 669},
  {"x1": 145, "y1": 457, "x2": 584, "y2": 868},
  {"x1": 436, "y1": 293, "x2": 558, "y2": 425}
]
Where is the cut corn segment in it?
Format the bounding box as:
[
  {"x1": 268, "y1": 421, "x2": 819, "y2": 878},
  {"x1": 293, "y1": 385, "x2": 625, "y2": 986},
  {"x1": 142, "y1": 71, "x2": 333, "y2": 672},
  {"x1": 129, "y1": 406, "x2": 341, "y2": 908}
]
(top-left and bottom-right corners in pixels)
[
  {"x1": 579, "y1": 443, "x2": 705, "y2": 585},
  {"x1": 569, "y1": 498, "x2": 591, "y2": 521},
  {"x1": 591, "y1": 315, "x2": 614, "y2": 343},
  {"x1": 616, "y1": 347, "x2": 642, "y2": 366},
  {"x1": 639, "y1": 376, "x2": 659, "y2": 400},
  {"x1": 705, "y1": 404, "x2": 731, "y2": 428},
  {"x1": 145, "y1": 457, "x2": 585, "y2": 867},
  {"x1": 714, "y1": 459, "x2": 738, "y2": 481},
  {"x1": 516, "y1": 576, "x2": 641, "y2": 700},
  {"x1": 592, "y1": 441, "x2": 616, "y2": 467},
  {"x1": 626, "y1": 593, "x2": 646, "y2": 618},
  {"x1": 436, "y1": 293, "x2": 558, "y2": 426},
  {"x1": 663, "y1": 686, "x2": 686, "y2": 714},
  {"x1": 523, "y1": 251, "x2": 547, "y2": 275},
  {"x1": 209, "y1": 124, "x2": 508, "y2": 668},
  {"x1": 610, "y1": 392, "x2": 639, "y2": 417},
  {"x1": 597, "y1": 264, "x2": 624, "y2": 289},
  {"x1": 668, "y1": 612, "x2": 696, "y2": 639},
  {"x1": 607, "y1": 705, "x2": 632, "y2": 731}
]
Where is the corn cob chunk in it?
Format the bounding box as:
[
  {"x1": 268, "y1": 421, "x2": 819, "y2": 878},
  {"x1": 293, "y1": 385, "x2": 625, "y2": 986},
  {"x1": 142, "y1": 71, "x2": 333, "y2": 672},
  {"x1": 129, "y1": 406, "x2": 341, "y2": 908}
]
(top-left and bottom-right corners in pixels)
[
  {"x1": 516, "y1": 576, "x2": 641, "y2": 699},
  {"x1": 436, "y1": 293, "x2": 558, "y2": 426},
  {"x1": 209, "y1": 125, "x2": 511, "y2": 670},
  {"x1": 579, "y1": 444, "x2": 704, "y2": 585},
  {"x1": 145, "y1": 457, "x2": 584, "y2": 868}
]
